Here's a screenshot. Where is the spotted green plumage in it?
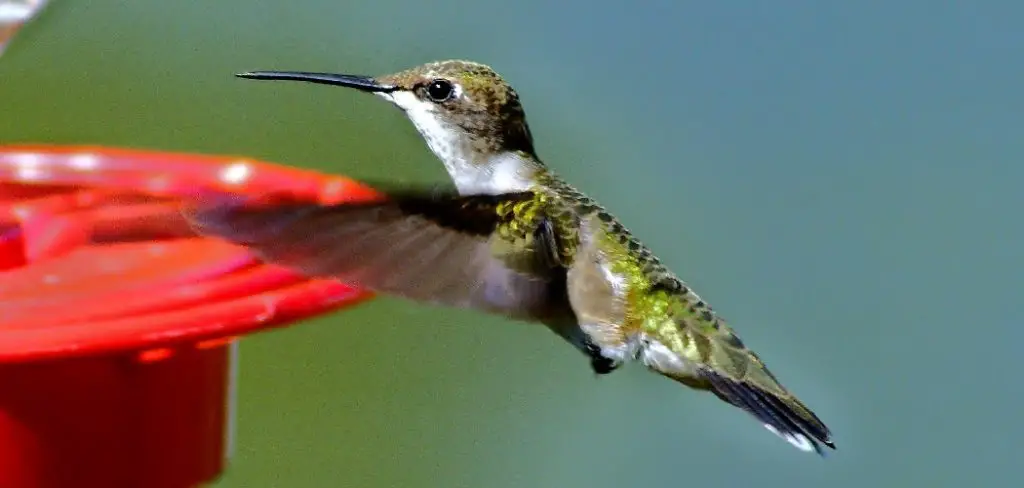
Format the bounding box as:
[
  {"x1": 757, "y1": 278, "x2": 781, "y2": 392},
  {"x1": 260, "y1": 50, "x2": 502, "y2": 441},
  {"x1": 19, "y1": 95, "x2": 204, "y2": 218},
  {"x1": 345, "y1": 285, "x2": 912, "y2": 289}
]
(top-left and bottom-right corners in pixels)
[
  {"x1": 189, "y1": 58, "x2": 835, "y2": 455},
  {"x1": 527, "y1": 169, "x2": 832, "y2": 450}
]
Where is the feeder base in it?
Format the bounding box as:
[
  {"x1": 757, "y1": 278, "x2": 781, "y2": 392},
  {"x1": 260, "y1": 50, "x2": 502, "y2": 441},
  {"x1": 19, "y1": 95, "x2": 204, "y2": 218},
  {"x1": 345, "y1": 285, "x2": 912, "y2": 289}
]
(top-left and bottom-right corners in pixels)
[{"x1": 0, "y1": 344, "x2": 235, "y2": 488}]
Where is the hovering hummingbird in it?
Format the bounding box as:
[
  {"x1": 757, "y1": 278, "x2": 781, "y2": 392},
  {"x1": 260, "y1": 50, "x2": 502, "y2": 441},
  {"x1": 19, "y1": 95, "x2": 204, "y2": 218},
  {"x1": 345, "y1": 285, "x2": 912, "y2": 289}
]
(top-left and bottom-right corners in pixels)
[{"x1": 186, "y1": 60, "x2": 835, "y2": 454}]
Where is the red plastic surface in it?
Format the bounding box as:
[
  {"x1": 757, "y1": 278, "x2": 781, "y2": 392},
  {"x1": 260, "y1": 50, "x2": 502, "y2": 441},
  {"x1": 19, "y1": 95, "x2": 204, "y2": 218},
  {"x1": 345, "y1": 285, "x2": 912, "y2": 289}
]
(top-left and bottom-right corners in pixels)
[
  {"x1": 0, "y1": 346, "x2": 232, "y2": 488},
  {"x1": 0, "y1": 145, "x2": 378, "y2": 362},
  {"x1": 0, "y1": 145, "x2": 379, "y2": 487}
]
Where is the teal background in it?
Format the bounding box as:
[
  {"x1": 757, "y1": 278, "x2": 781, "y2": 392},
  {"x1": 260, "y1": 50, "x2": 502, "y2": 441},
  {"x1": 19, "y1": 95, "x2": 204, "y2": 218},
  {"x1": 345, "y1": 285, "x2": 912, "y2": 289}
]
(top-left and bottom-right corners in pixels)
[{"x1": 2, "y1": 1, "x2": 1022, "y2": 486}]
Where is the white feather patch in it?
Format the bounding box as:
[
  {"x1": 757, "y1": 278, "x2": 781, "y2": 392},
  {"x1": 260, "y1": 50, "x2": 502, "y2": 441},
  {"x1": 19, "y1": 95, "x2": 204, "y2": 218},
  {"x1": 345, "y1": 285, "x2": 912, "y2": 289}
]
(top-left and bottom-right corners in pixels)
[
  {"x1": 378, "y1": 91, "x2": 533, "y2": 195},
  {"x1": 763, "y1": 424, "x2": 816, "y2": 452}
]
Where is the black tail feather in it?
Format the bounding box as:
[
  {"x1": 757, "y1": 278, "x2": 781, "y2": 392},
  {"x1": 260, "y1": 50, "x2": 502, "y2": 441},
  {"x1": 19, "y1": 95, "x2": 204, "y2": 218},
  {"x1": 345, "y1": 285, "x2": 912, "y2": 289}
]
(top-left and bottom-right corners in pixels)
[{"x1": 703, "y1": 370, "x2": 835, "y2": 455}]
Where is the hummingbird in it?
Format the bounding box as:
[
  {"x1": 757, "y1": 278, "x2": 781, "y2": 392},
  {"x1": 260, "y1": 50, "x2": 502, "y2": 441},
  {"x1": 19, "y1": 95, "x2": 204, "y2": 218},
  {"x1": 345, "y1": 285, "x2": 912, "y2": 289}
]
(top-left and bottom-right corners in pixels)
[{"x1": 186, "y1": 60, "x2": 835, "y2": 455}]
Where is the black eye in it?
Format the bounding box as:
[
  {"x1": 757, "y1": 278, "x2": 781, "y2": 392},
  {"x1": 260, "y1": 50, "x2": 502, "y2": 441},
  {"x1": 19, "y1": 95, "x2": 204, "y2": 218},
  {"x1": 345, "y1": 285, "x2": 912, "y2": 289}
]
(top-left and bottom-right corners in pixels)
[{"x1": 425, "y1": 79, "x2": 454, "y2": 102}]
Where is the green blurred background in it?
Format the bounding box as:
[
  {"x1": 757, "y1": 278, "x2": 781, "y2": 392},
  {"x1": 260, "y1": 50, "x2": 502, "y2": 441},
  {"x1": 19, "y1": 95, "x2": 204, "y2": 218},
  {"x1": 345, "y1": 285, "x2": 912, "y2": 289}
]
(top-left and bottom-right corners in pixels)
[{"x1": 2, "y1": 1, "x2": 1022, "y2": 486}]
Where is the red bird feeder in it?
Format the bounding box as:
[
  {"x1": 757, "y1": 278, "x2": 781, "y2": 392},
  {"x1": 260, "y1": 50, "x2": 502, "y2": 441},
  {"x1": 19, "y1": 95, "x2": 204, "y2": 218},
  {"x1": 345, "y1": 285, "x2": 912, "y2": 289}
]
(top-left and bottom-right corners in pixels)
[{"x1": 0, "y1": 145, "x2": 377, "y2": 487}]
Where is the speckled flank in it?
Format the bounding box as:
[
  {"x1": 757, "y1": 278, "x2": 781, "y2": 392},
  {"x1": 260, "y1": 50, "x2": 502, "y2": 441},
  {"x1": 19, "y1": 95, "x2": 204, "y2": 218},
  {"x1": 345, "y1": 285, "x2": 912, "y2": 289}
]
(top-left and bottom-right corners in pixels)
[{"x1": 533, "y1": 167, "x2": 833, "y2": 452}]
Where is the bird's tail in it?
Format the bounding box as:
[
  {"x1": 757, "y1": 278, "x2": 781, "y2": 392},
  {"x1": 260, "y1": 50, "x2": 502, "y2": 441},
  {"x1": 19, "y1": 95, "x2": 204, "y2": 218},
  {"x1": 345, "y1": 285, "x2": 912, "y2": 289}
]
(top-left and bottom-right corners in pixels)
[{"x1": 699, "y1": 369, "x2": 835, "y2": 455}]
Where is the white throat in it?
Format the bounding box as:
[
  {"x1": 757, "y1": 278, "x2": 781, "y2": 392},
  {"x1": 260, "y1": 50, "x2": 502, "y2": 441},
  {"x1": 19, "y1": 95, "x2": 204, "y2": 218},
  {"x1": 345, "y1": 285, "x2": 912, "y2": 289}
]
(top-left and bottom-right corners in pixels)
[{"x1": 380, "y1": 91, "x2": 536, "y2": 195}]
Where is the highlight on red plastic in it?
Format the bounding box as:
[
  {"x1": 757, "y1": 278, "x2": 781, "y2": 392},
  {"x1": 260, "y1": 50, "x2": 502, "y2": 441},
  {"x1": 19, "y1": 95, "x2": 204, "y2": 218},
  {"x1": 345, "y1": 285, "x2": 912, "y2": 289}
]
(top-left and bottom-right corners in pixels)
[
  {"x1": 0, "y1": 0, "x2": 49, "y2": 58},
  {"x1": 0, "y1": 145, "x2": 378, "y2": 488}
]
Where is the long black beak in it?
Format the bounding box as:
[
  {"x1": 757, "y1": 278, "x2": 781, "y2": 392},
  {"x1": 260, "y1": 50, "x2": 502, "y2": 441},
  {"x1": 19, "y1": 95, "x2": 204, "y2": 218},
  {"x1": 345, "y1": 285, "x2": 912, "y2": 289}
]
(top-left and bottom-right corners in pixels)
[{"x1": 235, "y1": 71, "x2": 397, "y2": 93}]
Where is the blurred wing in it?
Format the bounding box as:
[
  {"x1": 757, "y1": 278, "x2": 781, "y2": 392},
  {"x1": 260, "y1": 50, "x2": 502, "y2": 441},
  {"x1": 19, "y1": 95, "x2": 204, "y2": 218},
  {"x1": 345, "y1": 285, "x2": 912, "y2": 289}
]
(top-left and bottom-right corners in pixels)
[{"x1": 184, "y1": 190, "x2": 563, "y2": 320}]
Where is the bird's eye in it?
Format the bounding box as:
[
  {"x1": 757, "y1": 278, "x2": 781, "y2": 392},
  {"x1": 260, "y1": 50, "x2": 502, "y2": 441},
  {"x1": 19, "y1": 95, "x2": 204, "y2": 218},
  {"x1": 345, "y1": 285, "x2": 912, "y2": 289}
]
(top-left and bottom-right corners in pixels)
[{"x1": 425, "y1": 79, "x2": 455, "y2": 102}]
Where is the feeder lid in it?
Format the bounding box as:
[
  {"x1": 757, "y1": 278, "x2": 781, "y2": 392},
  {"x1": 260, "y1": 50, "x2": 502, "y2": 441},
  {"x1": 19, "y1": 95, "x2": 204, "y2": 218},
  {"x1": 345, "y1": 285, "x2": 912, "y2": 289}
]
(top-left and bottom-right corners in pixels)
[{"x1": 0, "y1": 145, "x2": 377, "y2": 363}]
